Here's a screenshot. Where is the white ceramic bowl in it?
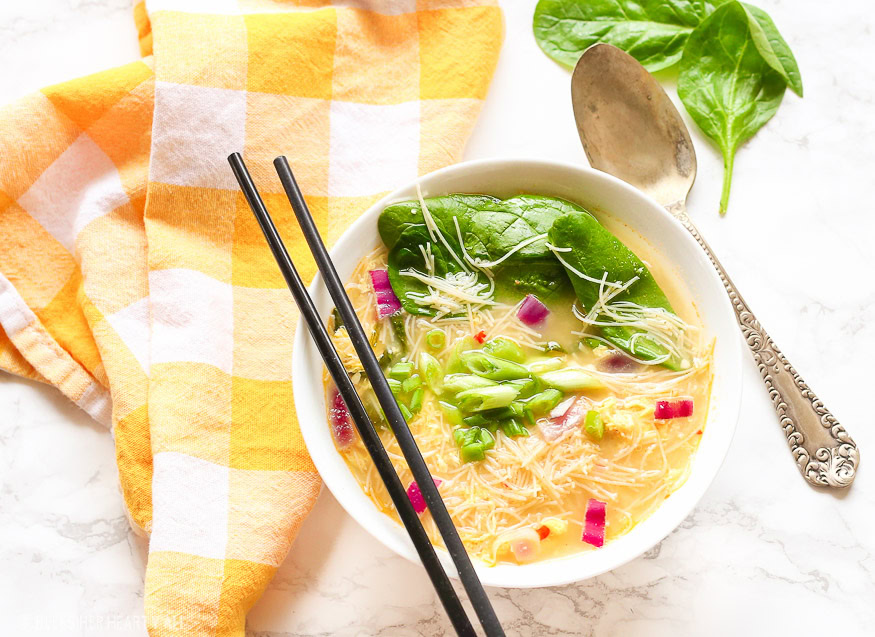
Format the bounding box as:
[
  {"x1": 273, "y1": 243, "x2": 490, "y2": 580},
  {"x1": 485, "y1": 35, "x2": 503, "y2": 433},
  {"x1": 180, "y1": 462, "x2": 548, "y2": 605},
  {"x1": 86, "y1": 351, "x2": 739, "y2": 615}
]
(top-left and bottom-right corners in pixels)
[{"x1": 293, "y1": 158, "x2": 742, "y2": 588}]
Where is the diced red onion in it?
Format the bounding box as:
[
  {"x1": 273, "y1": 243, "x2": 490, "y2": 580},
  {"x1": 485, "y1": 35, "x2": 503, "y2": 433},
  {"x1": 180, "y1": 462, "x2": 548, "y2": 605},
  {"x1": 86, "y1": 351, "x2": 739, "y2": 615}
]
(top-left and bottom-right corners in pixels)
[
  {"x1": 370, "y1": 269, "x2": 402, "y2": 318},
  {"x1": 561, "y1": 397, "x2": 592, "y2": 428},
  {"x1": 677, "y1": 400, "x2": 694, "y2": 417},
  {"x1": 654, "y1": 398, "x2": 694, "y2": 420},
  {"x1": 549, "y1": 396, "x2": 576, "y2": 419},
  {"x1": 542, "y1": 396, "x2": 591, "y2": 441},
  {"x1": 329, "y1": 388, "x2": 355, "y2": 449},
  {"x1": 596, "y1": 350, "x2": 641, "y2": 373},
  {"x1": 517, "y1": 294, "x2": 549, "y2": 326},
  {"x1": 406, "y1": 477, "x2": 443, "y2": 514},
  {"x1": 582, "y1": 499, "x2": 607, "y2": 548}
]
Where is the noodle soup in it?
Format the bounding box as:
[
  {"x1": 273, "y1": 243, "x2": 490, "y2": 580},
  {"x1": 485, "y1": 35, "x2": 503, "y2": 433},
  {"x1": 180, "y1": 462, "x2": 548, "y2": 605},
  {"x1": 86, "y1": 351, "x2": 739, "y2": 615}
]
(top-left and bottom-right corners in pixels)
[{"x1": 324, "y1": 192, "x2": 713, "y2": 566}]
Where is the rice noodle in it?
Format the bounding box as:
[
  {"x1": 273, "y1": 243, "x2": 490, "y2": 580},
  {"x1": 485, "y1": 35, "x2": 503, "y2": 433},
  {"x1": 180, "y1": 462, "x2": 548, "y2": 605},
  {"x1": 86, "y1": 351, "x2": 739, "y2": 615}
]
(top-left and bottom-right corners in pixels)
[{"x1": 328, "y1": 246, "x2": 714, "y2": 565}]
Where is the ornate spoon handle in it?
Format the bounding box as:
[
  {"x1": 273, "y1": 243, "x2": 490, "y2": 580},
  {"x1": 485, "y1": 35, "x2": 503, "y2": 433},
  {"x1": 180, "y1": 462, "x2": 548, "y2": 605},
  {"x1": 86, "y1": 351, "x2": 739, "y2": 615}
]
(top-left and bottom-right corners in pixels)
[{"x1": 675, "y1": 209, "x2": 859, "y2": 488}]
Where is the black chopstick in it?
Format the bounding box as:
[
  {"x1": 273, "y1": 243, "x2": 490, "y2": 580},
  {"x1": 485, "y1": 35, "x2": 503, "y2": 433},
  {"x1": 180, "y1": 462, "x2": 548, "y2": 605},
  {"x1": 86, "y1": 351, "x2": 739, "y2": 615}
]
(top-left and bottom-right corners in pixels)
[
  {"x1": 228, "y1": 154, "x2": 476, "y2": 637},
  {"x1": 273, "y1": 156, "x2": 505, "y2": 637}
]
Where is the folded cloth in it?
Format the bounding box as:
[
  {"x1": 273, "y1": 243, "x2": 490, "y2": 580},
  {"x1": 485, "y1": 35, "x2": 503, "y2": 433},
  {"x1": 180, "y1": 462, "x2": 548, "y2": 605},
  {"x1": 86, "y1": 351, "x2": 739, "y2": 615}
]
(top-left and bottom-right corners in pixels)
[{"x1": 0, "y1": 1, "x2": 502, "y2": 634}]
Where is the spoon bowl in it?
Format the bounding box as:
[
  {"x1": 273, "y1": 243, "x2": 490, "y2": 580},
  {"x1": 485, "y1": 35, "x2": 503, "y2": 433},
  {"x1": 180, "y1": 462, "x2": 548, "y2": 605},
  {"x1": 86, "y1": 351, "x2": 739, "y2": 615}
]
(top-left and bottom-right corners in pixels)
[{"x1": 572, "y1": 43, "x2": 696, "y2": 209}]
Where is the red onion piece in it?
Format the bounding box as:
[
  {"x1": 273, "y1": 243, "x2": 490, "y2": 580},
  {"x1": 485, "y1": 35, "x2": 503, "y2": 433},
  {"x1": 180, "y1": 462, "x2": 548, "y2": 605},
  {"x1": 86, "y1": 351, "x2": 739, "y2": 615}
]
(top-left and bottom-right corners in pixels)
[
  {"x1": 517, "y1": 294, "x2": 549, "y2": 326},
  {"x1": 369, "y1": 269, "x2": 402, "y2": 318},
  {"x1": 596, "y1": 350, "x2": 641, "y2": 373},
  {"x1": 549, "y1": 396, "x2": 576, "y2": 419},
  {"x1": 654, "y1": 399, "x2": 694, "y2": 420},
  {"x1": 406, "y1": 477, "x2": 443, "y2": 514},
  {"x1": 582, "y1": 499, "x2": 607, "y2": 548},
  {"x1": 560, "y1": 396, "x2": 591, "y2": 428},
  {"x1": 676, "y1": 399, "x2": 694, "y2": 418},
  {"x1": 329, "y1": 388, "x2": 355, "y2": 449},
  {"x1": 542, "y1": 396, "x2": 591, "y2": 442}
]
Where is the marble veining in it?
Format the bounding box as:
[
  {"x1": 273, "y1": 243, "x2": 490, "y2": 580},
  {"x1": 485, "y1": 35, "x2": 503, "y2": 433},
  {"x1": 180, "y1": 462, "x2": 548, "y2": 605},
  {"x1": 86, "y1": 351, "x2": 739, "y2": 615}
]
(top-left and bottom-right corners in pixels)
[{"x1": 1, "y1": 1, "x2": 874, "y2": 635}]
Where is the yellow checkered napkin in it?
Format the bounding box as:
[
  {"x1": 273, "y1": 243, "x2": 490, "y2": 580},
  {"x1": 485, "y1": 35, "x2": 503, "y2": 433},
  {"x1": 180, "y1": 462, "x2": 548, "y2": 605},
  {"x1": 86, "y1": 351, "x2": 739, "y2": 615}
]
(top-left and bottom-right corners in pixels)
[{"x1": 0, "y1": 1, "x2": 502, "y2": 634}]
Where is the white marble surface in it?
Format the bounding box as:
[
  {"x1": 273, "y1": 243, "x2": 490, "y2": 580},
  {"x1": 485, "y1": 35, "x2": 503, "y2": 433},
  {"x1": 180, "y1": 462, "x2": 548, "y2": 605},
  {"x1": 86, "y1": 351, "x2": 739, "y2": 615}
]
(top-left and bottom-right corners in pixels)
[{"x1": 1, "y1": 1, "x2": 873, "y2": 635}]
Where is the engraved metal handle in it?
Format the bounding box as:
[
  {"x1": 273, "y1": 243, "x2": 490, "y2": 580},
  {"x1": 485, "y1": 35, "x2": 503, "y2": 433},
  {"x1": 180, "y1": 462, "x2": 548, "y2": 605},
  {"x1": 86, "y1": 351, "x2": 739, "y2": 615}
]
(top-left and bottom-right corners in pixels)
[{"x1": 673, "y1": 207, "x2": 859, "y2": 488}]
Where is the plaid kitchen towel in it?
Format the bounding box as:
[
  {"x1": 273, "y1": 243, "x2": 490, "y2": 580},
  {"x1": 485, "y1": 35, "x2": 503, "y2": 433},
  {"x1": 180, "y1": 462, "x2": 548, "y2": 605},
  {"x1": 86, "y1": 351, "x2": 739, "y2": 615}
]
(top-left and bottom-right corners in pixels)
[{"x1": 0, "y1": 1, "x2": 502, "y2": 634}]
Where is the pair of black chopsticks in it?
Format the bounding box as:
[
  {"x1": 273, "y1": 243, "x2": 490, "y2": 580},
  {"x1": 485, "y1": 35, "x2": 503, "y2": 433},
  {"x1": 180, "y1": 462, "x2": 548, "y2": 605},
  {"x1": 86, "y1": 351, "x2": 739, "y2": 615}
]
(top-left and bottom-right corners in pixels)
[{"x1": 228, "y1": 154, "x2": 504, "y2": 637}]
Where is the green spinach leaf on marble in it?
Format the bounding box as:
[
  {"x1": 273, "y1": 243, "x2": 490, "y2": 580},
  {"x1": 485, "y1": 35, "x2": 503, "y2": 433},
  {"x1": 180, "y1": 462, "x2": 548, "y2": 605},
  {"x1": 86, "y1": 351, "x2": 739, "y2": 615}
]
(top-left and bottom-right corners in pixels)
[{"x1": 678, "y1": 1, "x2": 787, "y2": 214}]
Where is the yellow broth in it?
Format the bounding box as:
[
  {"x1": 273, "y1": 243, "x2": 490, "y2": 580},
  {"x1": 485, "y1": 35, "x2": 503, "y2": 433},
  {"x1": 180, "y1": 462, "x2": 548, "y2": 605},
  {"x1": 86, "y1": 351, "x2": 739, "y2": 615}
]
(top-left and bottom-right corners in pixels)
[{"x1": 324, "y1": 219, "x2": 713, "y2": 566}]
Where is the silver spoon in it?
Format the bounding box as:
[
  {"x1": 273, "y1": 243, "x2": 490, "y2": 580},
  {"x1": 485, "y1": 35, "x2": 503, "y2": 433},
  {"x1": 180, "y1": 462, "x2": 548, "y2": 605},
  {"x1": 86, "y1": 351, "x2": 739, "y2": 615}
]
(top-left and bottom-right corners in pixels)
[{"x1": 571, "y1": 43, "x2": 858, "y2": 488}]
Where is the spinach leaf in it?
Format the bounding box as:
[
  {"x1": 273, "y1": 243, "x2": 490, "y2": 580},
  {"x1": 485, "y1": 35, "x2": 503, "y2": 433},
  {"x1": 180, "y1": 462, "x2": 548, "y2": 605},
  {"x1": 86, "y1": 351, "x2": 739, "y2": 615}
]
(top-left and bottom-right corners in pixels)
[
  {"x1": 495, "y1": 261, "x2": 571, "y2": 301},
  {"x1": 470, "y1": 195, "x2": 579, "y2": 263},
  {"x1": 533, "y1": 0, "x2": 718, "y2": 72},
  {"x1": 548, "y1": 211, "x2": 682, "y2": 369},
  {"x1": 379, "y1": 194, "x2": 577, "y2": 315},
  {"x1": 678, "y1": 0, "x2": 787, "y2": 214},
  {"x1": 742, "y1": 4, "x2": 803, "y2": 97},
  {"x1": 379, "y1": 194, "x2": 503, "y2": 253},
  {"x1": 386, "y1": 225, "x2": 468, "y2": 316},
  {"x1": 380, "y1": 194, "x2": 574, "y2": 262}
]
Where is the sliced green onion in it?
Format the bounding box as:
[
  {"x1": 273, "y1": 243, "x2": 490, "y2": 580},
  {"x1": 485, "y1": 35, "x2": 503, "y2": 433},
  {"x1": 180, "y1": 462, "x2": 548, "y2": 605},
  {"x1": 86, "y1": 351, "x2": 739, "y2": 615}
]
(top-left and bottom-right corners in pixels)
[
  {"x1": 386, "y1": 378, "x2": 403, "y2": 397},
  {"x1": 389, "y1": 313, "x2": 407, "y2": 352},
  {"x1": 523, "y1": 388, "x2": 564, "y2": 416},
  {"x1": 378, "y1": 350, "x2": 393, "y2": 370},
  {"x1": 542, "y1": 341, "x2": 565, "y2": 353},
  {"x1": 508, "y1": 401, "x2": 526, "y2": 419},
  {"x1": 439, "y1": 401, "x2": 465, "y2": 427},
  {"x1": 425, "y1": 328, "x2": 446, "y2": 351},
  {"x1": 462, "y1": 414, "x2": 489, "y2": 428},
  {"x1": 503, "y1": 377, "x2": 539, "y2": 399},
  {"x1": 401, "y1": 374, "x2": 422, "y2": 393},
  {"x1": 409, "y1": 388, "x2": 424, "y2": 414},
  {"x1": 456, "y1": 384, "x2": 520, "y2": 412},
  {"x1": 461, "y1": 351, "x2": 530, "y2": 381},
  {"x1": 539, "y1": 368, "x2": 605, "y2": 392},
  {"x1": 526, "y1": 357, "x2": 564, "y2": 374},
  {"x1": 389, "y1": 361, "x2": 414, "y2": 380},
  {"x1": 584, "y1": 410, "x2": 604, "y2": 441},
  {"x1": 582, "y1": 337, "x2": 602, "y2": 350},
  {"x1": 479, "y1": 406, "x2": 514, "y2": 421},
  {"x1": 500, "y1": 418, "x2": 529, "y2": 438},
  {"x1": 441, "y1": 374, "x2": 497, "y2": 394},
  {"x1": 460, "y1": 443, "x2": 487, "y2": 463},
  {"x1": 331, "y1": 307, "x2": 345, "y2": 332},
  {"x1": 455, "y1": 426, "x2": 495, "y2": 463},
  {"x1": 482, "y1": 336, "x2": 526, "y2": 363},
  {"x1": 399, "y1": 402, "x2": 413, "y2": 420},
  {"x1": 446, "y1": 335, "x2": 479, "y2": 374},
  {"x1": 418, "y1": 352, "x2": 443, "y2": 392}
]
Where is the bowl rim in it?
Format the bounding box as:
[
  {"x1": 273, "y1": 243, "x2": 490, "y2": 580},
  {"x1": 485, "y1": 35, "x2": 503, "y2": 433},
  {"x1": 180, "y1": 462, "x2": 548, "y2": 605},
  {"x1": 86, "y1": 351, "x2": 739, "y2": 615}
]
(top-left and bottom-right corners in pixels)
[{"x1": 292, "y1": 156, "x2": 743, "y2": 588}]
